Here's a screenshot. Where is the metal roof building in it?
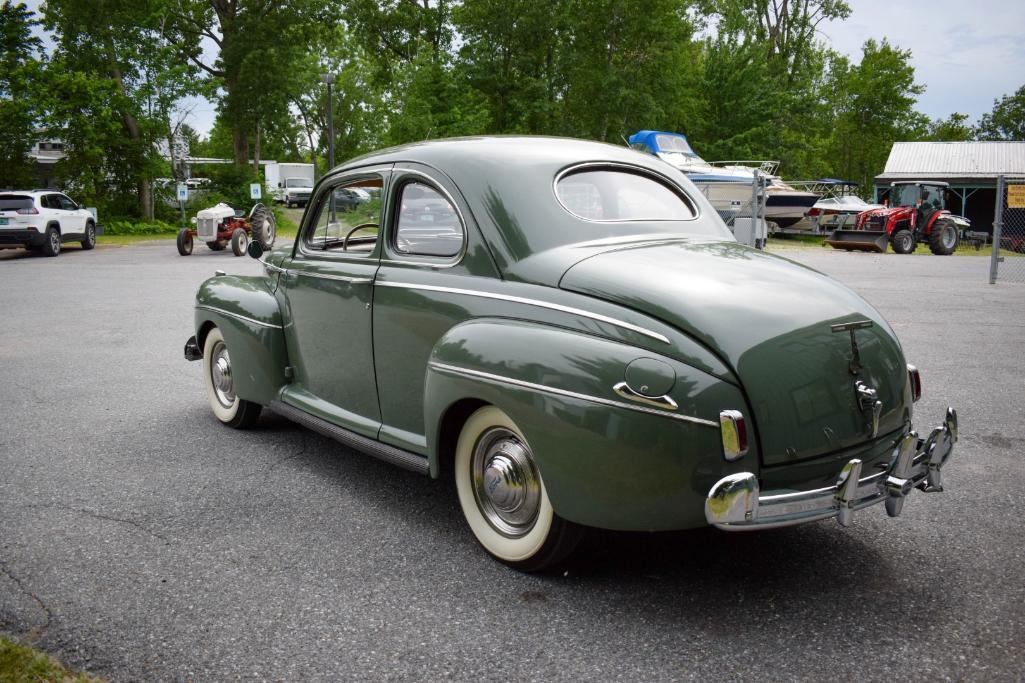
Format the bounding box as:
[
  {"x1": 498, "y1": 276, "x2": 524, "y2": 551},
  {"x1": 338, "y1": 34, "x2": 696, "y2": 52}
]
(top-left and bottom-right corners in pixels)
[{"x1": 874, "y1": 141, "x2": 1025, "y2": 233}]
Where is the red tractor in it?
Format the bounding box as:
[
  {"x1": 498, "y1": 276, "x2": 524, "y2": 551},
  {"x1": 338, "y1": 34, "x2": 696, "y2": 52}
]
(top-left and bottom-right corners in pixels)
[
  {"x1": 176, "y1": 203, "x2": 276, "y2": 256},
  {"x1": 825, "y1": 181, "x2": 970, "y2": 254}
]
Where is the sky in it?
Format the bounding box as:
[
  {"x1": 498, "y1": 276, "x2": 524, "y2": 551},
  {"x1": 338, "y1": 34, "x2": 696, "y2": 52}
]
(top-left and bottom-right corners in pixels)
[{"x1": 23, "y1": 0, "x2": 1025, "y2": 137}]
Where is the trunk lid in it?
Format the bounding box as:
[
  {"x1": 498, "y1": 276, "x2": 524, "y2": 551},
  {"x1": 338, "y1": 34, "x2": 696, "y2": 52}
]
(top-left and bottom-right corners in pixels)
[{"x1": 559, "y1": 240, "x2": 909, "y2": 465}]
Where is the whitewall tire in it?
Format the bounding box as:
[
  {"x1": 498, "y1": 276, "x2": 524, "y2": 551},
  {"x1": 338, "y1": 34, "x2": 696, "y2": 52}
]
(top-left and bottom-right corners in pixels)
[
  {"x1": 455, "y1": 406, "x2": 582, "y2": 570},
  {"x1": 201, "y1": 326, "x2": 261, "y2": 428}
]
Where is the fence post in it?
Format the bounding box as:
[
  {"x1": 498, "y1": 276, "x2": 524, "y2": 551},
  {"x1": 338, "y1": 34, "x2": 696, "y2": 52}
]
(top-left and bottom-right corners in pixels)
[{"x1": 989, "y1": 175, "x2": 1005, "y2": 284}]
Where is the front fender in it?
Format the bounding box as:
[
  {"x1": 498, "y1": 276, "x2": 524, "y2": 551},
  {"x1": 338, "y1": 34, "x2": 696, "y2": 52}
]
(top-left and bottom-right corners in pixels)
[
  {"x1": 194, "y1": 275, "x2": 288, "y2": 405},
  {"x1": 423, "y1": 319, "x2": 756, "y2": 531}
]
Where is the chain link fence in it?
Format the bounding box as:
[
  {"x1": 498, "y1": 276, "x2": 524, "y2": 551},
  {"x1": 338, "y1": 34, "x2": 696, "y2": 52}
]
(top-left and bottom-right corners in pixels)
[{"x1": 989, "y1": 176, "x2": 1025, "y2": 284}]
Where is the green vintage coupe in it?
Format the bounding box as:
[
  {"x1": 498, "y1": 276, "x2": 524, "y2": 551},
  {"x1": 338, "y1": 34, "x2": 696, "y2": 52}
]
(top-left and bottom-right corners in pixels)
[{"x1": 184, "y1": 137, "x2": 958, "y2": 570}]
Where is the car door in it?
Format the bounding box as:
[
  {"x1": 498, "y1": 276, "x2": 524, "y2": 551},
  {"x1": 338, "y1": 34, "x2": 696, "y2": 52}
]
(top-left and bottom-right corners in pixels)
[
  {"x1": 59, "y1": 192, "x2": 88, "y2": 232},
  {"x1": 275, "y1": 167, "x2": 390, "y2": 438},
  {"x1": 371, "y1": 163, "x2": 501, "y2": 454}
]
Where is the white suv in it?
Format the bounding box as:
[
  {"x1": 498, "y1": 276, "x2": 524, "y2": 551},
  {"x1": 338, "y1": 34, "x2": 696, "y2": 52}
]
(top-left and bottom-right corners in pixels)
[{"x1": 0, "y1": 190, "x2": 99, "y2": 257}]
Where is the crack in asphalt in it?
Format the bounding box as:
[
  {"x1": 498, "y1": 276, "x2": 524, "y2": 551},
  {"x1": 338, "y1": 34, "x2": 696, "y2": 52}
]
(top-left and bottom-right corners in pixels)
[
  {"x1": 257, "y1": 431, "x2": 310, "y2": 488},
  {"x1": 30, "y1": 503, "x2": 171, "y2": 544},
  {"x1": 0, "y1": 559, "x2": 54, "y2": 638}
]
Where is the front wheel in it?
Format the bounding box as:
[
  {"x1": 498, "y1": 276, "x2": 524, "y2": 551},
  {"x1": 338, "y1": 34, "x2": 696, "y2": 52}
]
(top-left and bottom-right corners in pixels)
[
  {"x1": 454, "y1": 406, "x2": 582, "y2": 571},
  {"x1": 176, "y1": 228, "x2": 193, "y2": 255},
  {"x1": 230, "y1": 227, "x2": 248, "y2": 256},
  {"x1": 81, "y1": 222, "x2": 96, "y2": 250},
  {"x1": 201, "y1": 326, "x2": 262, "y2": 428},
  {"x1": 891, "y1": 229, "x2": 916, "y2": 254},
  {"x1": 929, "y1": 220, "x2": 958, "y2": 255}
]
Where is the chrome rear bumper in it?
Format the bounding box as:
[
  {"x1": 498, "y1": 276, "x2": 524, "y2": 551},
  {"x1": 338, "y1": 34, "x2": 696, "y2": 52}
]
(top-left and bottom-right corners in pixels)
[{"x1": 705, "y1": 408, "x2": 958, "y2": 530}]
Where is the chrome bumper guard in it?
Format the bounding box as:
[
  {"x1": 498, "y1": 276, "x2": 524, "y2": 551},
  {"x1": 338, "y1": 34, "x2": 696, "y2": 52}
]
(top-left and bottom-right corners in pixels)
[{"x1": 705, "y1": 408, "x2": 958, "y2": 530}]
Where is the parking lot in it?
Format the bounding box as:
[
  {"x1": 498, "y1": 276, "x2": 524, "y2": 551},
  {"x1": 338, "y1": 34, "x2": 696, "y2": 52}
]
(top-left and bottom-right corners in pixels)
[{"x1": 1, "y1": 241, "x2": 1023, "y2": 681}]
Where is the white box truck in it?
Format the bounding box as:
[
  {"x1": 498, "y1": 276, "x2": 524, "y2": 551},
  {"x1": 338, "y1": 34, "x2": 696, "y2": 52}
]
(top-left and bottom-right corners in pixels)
[{"x1": 264, "y1": 162, "x2": 315, "y2": 207}]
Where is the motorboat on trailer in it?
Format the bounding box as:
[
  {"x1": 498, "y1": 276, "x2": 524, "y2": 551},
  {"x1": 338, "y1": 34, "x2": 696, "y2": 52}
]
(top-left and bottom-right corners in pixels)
[
  {"x1": 789, "y1": 179, "x2": 883, "y2": 232},
  {"x1": 627, "y1": 130, "x2": 818, "y2": 228}
]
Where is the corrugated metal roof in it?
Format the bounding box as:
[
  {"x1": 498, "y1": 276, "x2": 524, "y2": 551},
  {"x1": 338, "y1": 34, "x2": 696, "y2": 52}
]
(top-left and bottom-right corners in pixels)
[{"x1": 878, "y1": 141, "x2": 1025, "y2": 178}]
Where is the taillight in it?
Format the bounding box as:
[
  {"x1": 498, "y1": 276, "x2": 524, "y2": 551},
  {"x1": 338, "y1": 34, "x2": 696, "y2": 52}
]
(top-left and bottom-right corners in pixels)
[
  {"x1": 16, "y1": 207, "x2": 39, "y2": 215},
  {"x1": 720, "y1": 410, "x2": 748, "y2": 461},
  {"x1": 807, "y1": 208, "x2": 820, "y2": 217},
  {"x1": 907, "y1": 364, "x2": 921, "y2": 402}
]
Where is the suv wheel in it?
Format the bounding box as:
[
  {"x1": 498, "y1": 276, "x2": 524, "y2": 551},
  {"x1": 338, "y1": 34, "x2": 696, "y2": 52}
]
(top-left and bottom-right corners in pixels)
[
  {"x1": 42, "y1": 226, "x2": 61, "y2": 257},
  {"x1": 81, "y1": 222, "x2": 96, "y2": 250}
]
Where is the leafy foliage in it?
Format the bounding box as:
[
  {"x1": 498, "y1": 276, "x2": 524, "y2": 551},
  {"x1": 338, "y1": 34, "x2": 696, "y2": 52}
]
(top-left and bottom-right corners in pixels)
[{"x1": 977, "y1": 85, "x2": 1025, "y2": 141}]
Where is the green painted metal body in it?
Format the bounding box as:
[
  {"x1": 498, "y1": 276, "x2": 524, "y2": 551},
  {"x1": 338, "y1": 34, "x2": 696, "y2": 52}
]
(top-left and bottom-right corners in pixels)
[{"x1": 192, "y1": 136, "x2": 915, "y2": 532}]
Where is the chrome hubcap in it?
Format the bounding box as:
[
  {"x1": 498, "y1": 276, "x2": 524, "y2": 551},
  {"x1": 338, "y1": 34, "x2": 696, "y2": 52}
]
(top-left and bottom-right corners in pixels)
[
  {"x1": 210, "y1": 341, "x2": 235, "y2": 408},
  {"x1": 472, "y1": 428, "x2": 541, "y2": 537},
  {"x1": 51, "y1": 232, "x2": 59, "y2": 250}
]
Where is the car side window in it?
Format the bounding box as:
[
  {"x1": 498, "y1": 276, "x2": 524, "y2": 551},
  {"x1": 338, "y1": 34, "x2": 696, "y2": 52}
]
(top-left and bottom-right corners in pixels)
[
  {"x1": 303, "y1": 177, "x2": 383, "y2": 254},
  {"x1": 42, "y1": 195, "x2": 58, "y2": 209},
  {"x1": 58, "y1": 195, "x2": 77, "y2": 211},
  {"x1": 393, "y1": 181, "x2": 463, "y2": 258}
]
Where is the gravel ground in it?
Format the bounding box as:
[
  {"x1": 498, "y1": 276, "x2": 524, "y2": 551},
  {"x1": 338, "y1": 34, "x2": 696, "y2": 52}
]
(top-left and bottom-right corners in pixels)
[{"x1": 0, "y1": 241, "x2": 1022, "y2": 681}]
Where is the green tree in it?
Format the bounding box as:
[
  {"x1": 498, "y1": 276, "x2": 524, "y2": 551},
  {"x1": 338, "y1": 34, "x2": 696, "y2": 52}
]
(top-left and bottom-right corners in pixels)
[
  {"x1": 976, "y1": 84, "x2": 1025, "y2": 140},
  {"x1": 0, "y1": 1, "x2": 44, "y2": 189},
  {"x1": 44, "y1": 0, "x2": 198, "y2": 218},
  {"x1": 170, "y1": 0, "x2": 329, "y2": 166},
  {"x1": 922, "y1": 112, "x2": 975, "y2": 141},
  {"x1": 825, "y1": 39, "x2": 925, "y2": 193}
]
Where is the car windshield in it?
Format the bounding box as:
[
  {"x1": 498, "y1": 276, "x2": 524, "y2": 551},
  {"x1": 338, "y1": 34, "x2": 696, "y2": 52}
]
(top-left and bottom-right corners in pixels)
[
  {"x1": 285, "y1": 178, "x2": 312, "y2": 188},
  {"x1": 0, "y1": 196, "x2": 34, "y2": 211}
]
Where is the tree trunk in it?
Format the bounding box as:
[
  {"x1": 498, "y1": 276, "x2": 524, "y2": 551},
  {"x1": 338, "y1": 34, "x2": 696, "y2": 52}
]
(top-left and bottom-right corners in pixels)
[
  {"x1": 110, "y1": 65, "x2": 153, "y2": 219},
  {"x1": 253, "y1": 121, "x2": 261, "y2": 173},
  {"x1": 233, "y1": 128, "x2": 249, "y2": 167}
]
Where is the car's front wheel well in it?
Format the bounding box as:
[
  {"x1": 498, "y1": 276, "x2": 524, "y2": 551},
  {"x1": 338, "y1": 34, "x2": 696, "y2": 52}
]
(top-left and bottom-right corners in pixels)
[
  {"x1": 196, "y1": 320, "x2": 217, "y2": 350},
  {"x1": 436, "y1": 398, "x2": 488, "y2": 477}
]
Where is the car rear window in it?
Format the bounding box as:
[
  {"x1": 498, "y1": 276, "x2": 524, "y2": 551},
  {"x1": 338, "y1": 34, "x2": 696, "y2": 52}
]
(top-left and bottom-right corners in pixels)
[
  {"x1": 0, "y1": 196, "x2": 35, "y2": 211},
  {"x1": 556, "y1": 169, "x2": 696, "y2": 221}
]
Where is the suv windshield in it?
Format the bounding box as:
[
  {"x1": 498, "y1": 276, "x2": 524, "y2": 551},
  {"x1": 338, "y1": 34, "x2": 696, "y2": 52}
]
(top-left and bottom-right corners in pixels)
[{"x1": 0, "y1": 195, "x2": 34, "y2": 211}]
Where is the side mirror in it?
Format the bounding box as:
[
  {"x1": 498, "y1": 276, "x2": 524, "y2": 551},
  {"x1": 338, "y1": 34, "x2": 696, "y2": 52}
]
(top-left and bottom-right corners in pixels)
[{"x1": 247, "y1": 240, "x2": 264, "y2": 259}]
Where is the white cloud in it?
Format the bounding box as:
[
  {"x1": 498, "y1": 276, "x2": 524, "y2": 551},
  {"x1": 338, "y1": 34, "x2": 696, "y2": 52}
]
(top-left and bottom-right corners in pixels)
[{"x1": 821, "y1": 0, "x2": 1025, "y2": 122}]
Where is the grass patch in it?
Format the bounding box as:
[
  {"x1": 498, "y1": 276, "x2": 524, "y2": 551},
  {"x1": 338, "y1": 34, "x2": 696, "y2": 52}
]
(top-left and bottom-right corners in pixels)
[{"x1": 0, "y1": 635, "x2": 102, "y2": 682}]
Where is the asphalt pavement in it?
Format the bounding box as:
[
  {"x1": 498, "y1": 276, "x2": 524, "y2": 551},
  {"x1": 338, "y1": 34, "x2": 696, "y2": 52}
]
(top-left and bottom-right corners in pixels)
[{"x1": 1, "y1": 240, "x2": 1023, "y2": 681}]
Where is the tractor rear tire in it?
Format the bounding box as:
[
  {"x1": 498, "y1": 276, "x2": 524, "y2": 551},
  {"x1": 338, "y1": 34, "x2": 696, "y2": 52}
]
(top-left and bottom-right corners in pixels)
[
  {"x1": 177, "y1": 229, "x2": 193, "y2": 256},
  {"x1": 929, "y1": 220, "x2": 958, "y2": 255},
  {"x1": 891, "y1": 229, "x2": 916, "y2": 254},
  {"x1": 249, "y1": 203, "x2": 276, "y2": 250},
  {"x1": 207, "y1": 240, "x2": 226, "y2": 251}
]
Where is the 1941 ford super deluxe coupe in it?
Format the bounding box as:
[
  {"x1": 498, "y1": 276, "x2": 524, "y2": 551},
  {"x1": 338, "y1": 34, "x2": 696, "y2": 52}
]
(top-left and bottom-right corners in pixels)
[{"x1": 184, "y1": 137, "x2": 958, "y2": 571}]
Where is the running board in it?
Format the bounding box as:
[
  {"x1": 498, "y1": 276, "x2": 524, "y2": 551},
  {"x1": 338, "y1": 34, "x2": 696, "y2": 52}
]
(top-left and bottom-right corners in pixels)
[{"x1": 269, "y1": 400, "x2": 430, "y2": 475}]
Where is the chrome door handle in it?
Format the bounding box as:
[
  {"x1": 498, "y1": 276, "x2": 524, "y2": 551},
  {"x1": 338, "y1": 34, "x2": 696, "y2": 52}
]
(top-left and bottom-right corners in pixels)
[{"x1": 612, "y1": 382, "x2": 678, "y2": 411}]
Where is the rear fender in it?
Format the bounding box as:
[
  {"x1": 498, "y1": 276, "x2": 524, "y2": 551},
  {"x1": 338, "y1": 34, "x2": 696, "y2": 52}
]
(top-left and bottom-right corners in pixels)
[
  {"x1": 194, "y1": 274, "x2": 288, "y2": 405},
  {"x1": 423, "y1": 318, "x2": 754, "y2": 531}
]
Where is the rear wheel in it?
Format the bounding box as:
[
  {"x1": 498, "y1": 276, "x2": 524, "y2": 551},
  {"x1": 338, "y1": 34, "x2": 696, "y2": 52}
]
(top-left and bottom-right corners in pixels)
[
  {"x1": 455, "y1": 406, "x2": 583, "y2": 571},
  {"x1": 81, "y1": 222, "x2": 96, "y2": 250},
  {"x1": 249, "y1": 203, "x2": 276, "y2": 249},
  {"x1": 929, "y1": 220, "x2": 958, "y2": 255},
  {"x1": 230, "y1": 227, "x2": 248, "y2": 256},
  {"x1": 176, "y1": 229, "x2": 193, "y2": 255},
  {"x1": 41, "y1": 226, "x2": 60, "y2": 257},
  {"x1": 891, "y1": 229, "x2": 915, "y2": 254},
  {"x1": 201, "y1": 326, "x2": 262, "y2": 428}
]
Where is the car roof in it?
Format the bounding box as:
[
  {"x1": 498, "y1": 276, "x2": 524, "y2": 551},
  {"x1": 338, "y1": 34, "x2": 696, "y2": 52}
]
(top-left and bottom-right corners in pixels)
[{"x1": 335, "y1": 136, "x2": 666, "y2": 176}]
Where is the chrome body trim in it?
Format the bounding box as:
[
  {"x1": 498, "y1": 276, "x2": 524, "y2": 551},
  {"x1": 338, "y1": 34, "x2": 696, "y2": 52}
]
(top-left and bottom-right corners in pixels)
[
  {"x1": 296, "y1": 270, "x2": 373, "y2": 285},
  {"x1": 612, "y1": 381, "x2": 678, "y2": 410},
  {"x1": 378, "y1": 281, "x2": 671, "y2": 344},
  {"x1": 705, "y1": 407, "x2": 958, "y2": 530},
  {"x1": 195, "y1": 305, "x2": 283, "y2": 330},
  {"x1": 261, "y1": 260, "x2": 287, "y2": 273},
  {"x1": 429, "y1": 361, "x2": 717, "y2": 427}
]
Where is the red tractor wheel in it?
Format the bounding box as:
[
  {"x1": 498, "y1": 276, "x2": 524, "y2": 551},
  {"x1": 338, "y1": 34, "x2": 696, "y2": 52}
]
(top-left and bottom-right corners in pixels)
[{"x1": 176, "y1": 228, "x2": 193, "y2": 256}]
